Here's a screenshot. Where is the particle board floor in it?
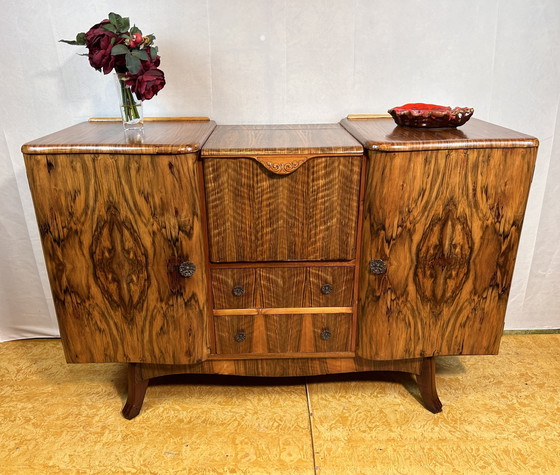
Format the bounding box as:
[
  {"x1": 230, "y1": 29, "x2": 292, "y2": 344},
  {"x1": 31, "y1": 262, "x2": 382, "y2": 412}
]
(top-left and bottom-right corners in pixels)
[{"x1": 0, "y1": 335, "x2": 558, "y2": 474}]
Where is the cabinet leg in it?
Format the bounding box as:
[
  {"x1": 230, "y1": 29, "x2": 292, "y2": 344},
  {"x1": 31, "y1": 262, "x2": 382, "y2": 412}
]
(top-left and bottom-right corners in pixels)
[
  {"x1": 122, "y1": 363, "x2": 149, "y2": 420},
  {"x1": 416, "y1": 357, "x2": 443, "y2": 413}
]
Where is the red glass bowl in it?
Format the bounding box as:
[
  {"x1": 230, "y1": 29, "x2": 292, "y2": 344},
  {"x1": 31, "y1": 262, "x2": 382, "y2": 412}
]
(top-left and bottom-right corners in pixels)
[{"x1": 388, "y1": 103, "x2": 474, "y2": 128}]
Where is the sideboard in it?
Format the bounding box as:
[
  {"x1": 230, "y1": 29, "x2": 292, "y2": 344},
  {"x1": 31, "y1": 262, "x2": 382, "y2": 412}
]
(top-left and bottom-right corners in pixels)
[{"x1": 22, "y1": 117, "x2": 538, "y2": 418}]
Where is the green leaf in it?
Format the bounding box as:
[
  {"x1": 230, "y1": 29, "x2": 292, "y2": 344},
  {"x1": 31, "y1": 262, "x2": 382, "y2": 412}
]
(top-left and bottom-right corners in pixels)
[
  {"x1": 131, "y1": 49, "x2": 149, "y2": 61},
  {"x1": 59, "y1": 31, "x2": 86, "y2": 46},
  {"x1": 120, "y1": 17, "x2": 130, "y2": 32},
  {"x1": 150, "y1": 46, "x2": 158, "y2": 59},
  {"x1": 111, "y1": 44, "x2": 130, "y2": 56},
  {"x1": 108, "y1": 12, "x2": 120, "y2": 26},
  {"x1": 102, "y1": 23, "x2": 117, "y2": 33},
  {"x1": 76, "y1": 32, "x2": 86, "y2": 44},
  {"x1": 130, "y1": 25, "x2": 141, "y2": 35},
  {"x1": 126, "y1": 54, "x2": 142, "y2": 74}
]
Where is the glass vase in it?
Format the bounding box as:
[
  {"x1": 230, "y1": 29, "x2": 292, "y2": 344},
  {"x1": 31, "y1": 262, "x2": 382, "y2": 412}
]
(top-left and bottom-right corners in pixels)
[{"x1": 115, "y1": 73, "x2": 144, "y2": 130}]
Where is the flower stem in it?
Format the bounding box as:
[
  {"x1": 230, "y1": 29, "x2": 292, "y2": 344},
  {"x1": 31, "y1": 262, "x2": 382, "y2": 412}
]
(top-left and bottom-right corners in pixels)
[{"x1": 119, "y1": 77, "x2": 140, "y2": 122}]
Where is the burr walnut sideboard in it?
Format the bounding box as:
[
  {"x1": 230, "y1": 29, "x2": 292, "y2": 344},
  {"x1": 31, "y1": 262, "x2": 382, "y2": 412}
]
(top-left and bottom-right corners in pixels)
[{"x1": 22, "y1": 117, "x2": 538, "y2": 419}]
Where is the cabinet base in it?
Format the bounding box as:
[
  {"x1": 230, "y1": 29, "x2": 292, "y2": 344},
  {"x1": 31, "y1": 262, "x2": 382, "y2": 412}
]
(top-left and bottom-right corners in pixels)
[{"x1": 121, "y1": 356, "x2": 442, "y2": 419}]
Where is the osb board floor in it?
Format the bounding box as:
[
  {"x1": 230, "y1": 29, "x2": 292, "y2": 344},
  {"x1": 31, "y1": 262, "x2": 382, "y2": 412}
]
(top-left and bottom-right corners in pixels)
[{"x1": 0, "y1": 335, "x2": 559, "y2": 474}]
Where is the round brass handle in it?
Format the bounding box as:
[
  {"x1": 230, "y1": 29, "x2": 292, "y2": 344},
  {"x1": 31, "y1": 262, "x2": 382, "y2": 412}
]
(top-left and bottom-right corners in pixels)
[
  {"x1": 178, "y1": 261, "x2": 196, "y2": 278},
  {"x1": 232, "y1": 285, "x2": 245, "y2": 297},
  {"x1": 369, "y1": 259, "x2": 387, "y2": 275},
  {"x1": 234, "y1": 331, "x2": 246, "y2": 343},
  {"x1": 320, "y1": 329, "x2": 332, "y2": 341},
  {"x1": 321, "y1": 284, "x2": 333, "y2": 295}
]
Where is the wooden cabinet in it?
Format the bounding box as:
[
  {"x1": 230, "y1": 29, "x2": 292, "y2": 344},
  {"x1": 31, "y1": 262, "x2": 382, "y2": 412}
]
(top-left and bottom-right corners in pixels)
[
  {"x1": 340, "y1": 117, "x2": 538, "y2": 362},
  {"x1": 201, "y1": 124, "x2": 363, "y2": 361},
  {"x1": 22, "y1": 120, "x2": 216, "y2": 365},
  {"x1": 22, "y1": 117, "x2": 538, "y2": 419}
]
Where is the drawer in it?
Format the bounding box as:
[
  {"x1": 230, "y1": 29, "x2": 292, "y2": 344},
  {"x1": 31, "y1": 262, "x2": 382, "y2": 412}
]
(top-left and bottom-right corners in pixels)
[
  {"x1": 211, "y1": 266, "x2": 354, "y2": 309},
  {"x1": 204, "y1": 156, "x2": 362, "y2": 262},
  {"x1": 308, "y1": 267, "x2": 354, "y2": 307},
  {"x1": 214, "y1": 313, "x2": 353, "y2": 355}
]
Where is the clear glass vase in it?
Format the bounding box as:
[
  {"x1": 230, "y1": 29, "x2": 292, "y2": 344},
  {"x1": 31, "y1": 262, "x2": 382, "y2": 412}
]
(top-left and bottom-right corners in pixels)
[{"x1": 115, "y1": 73, "x2": 144, "y2": 130}]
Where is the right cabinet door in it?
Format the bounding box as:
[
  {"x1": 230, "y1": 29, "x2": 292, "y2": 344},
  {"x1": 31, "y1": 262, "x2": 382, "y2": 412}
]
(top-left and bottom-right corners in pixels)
[{"x1": 357, "y1": 147, "x2": 536, "y2": 360}]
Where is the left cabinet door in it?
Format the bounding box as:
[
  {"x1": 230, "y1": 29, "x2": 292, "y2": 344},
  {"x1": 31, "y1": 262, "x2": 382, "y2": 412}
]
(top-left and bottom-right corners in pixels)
[{"x1": 24, "y1": 152, "x2": 209, "y2": 365}]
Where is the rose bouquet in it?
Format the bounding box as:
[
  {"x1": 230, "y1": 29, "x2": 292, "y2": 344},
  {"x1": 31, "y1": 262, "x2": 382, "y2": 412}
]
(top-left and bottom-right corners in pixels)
[{"x1": 61, "y1": 12, "x2": 165, "y2": 127}]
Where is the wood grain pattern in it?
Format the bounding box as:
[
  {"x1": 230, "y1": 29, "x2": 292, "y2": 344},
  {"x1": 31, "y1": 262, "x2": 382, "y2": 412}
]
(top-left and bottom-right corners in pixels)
[
  {"x1": 341, "y1": 117, "x2": 539, "y2": 152},
  {"x1": 357, "y1": 146, "x2": 537, "y2": 360},
  {"x1": 22, "y1": 120, "x2": 216, "y2": 155},
  {"x1": 211, "y1": 268, "x2": 259, "y2": 309},
  {"x1": 211, "y1": 266, "x2": 354, "y2": 309},
  {"x1": 308, "y1": 267, "x2": 355, "y2": 307},
  {"x1": 201, "y1": 124, "x2": 363, "y2": 157},
  {"x1": 257, "y1": 268, "x2": 308, "y2": 308},
  {"x1": 213, "y1": 307, "x2": 353, "y2": 316},
  {"x1": 214, "y1": 313, "x2": 353, "y2": 354},
  {"x1": 209, "y1": 260, "x2": 355, "y2": 268},
  {"x1": 140, "y1": 356, "x2": 423, "y2": 379},
  {"x1": 24, "y1": 151, "x2": 209, "y2": 364},
  {"x1": 204, "y1": 156, "x2": 362, "y2": 262}
]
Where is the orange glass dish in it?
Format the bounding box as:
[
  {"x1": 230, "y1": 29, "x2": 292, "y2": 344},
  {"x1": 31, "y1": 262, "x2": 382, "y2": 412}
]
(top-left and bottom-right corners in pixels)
[{"x1": 388, "y1": 103, "x2": 474, "y2": 128}]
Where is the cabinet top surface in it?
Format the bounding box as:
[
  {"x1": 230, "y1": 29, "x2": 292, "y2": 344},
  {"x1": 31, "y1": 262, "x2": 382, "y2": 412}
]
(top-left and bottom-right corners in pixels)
[
  {"x1": 340, "y1": 117, "x2": 539, "y2": 152},
  {"x1": 201, "y1": 124, "x2": 363, "y2": 156},
  {"x1": 22, "y1": 119, "x2": 217, "y2": 155}
]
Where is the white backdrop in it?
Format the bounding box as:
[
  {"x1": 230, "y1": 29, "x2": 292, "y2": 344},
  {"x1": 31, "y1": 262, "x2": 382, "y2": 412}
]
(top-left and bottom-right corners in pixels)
[{"x1": 1, "y1": 0, "x2": 559, "y2": 341}]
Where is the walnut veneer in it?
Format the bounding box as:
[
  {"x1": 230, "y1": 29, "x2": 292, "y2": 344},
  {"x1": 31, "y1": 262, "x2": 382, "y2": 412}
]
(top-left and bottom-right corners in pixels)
[{"x1": 22, "y1": 117, "x2": 538, "y2": 419}]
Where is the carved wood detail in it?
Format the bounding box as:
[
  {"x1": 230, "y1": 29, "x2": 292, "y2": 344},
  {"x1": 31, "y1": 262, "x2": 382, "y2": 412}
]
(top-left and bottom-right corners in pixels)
[{"x1": 254, "y1": 155, "x2": 308, "y2": 175}]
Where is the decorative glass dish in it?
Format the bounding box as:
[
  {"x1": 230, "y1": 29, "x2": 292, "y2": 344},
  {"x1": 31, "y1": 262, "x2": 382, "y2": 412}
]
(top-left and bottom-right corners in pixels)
[{"x1": 388, "y1": 103, "x2": 474, "y2": 128}]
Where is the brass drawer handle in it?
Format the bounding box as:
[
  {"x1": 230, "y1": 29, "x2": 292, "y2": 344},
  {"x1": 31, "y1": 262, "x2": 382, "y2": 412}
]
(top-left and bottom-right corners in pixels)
[
  {"x1": 320, "y1": 329, "x2": 332, "y2": 341},
  {"x1": 232, "y1": 285, "x2": 245, "y2": 297},
  {"x1": 369, "y1": 259, "x2": 387, "y2": 275},
  {"x1": 234, "y1": 331, "x2": 246, "y2": 343},
  {"x1": 178, "y1": 261, "x2": 196, "y2": 278},
  {"x1": 321, "y1": 284, "x2": 333, "y2": 295}
]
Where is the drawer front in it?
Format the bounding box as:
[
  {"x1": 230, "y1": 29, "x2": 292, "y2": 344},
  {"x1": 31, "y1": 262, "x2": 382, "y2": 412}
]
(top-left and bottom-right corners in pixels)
[
  {"x1": 214, "y1": 313, "x2": 352, "y2": 355},
  {"x1": 211, "y1": 268, "x2": 259, "y2": 309},
  {"x1": 211, "y1": 267, "x2": 354, "y2": 309},
  {"x1": 308, "y1": 267, "x2": 354, "y2": 307},
  {"x1": 204, "y1": 156, "x2": 362, "y2": 262}
]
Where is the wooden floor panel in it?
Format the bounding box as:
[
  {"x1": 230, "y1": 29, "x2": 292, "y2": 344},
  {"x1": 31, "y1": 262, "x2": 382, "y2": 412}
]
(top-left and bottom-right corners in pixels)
[{"x1": 0, "y1": 335, "x2": 559, "y2": 473}]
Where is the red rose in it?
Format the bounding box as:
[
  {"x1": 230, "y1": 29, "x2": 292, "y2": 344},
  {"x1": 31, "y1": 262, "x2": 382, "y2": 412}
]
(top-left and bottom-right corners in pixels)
[
  {"x1": 125, "y1": 59, "x2": 166, "y2": 100},
  {"x1": 85, "y1": 20, "x2": 125, "y2": 74}
]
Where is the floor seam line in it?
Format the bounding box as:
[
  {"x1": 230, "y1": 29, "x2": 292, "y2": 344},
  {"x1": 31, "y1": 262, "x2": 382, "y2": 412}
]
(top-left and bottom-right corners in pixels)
[{"x1": 305, "y1": 379, "x2": 318, "y2": 475}]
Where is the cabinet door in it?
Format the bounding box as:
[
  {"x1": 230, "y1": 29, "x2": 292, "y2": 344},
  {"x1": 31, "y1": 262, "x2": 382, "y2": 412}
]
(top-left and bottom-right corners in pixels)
[
  {"x1": 358, "y1": 147, "x2": 536, "y2": 360},
  {"x1": 204, "y1": 156, "x2": 362, "y2": 262},
  {"x1": 24, "y1": 152, "x2": 208, "y2": 365}
]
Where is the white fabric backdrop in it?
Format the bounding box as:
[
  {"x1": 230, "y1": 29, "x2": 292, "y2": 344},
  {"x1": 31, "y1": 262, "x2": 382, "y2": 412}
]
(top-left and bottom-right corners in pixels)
[{"x1": 1, "y1": 0, "x2": 559, "y2": 341}]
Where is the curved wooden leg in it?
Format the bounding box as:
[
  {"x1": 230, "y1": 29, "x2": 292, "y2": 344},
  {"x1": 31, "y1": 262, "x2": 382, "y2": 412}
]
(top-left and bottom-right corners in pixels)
[
  {"x1": 122, "y1": 363, "x2": 149, "y2": 420},
  {"x1": 416, "y1": 357, "x2": 443, "y2": 413}
]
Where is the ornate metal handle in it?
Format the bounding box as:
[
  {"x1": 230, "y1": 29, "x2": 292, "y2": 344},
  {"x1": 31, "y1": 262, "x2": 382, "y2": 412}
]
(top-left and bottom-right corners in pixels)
[
  {"x1": 321, "y1": 283, "x2": 333, "y2": 295},
  {"x1": 232, "y1": 285, "x2": 245, "y2": 297},
  {"x1": 178, "y1": 261, "x2": 196, "y2": 278},
  {"x1": 369, "y1": 259, "x2": 387, "y2": 275},
  {"x1": 234, "y1": 331, "x2": 246, "y2": 343},
  {"x1": 320, "y1": 329, "x2": 332, "y2": 341}
]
